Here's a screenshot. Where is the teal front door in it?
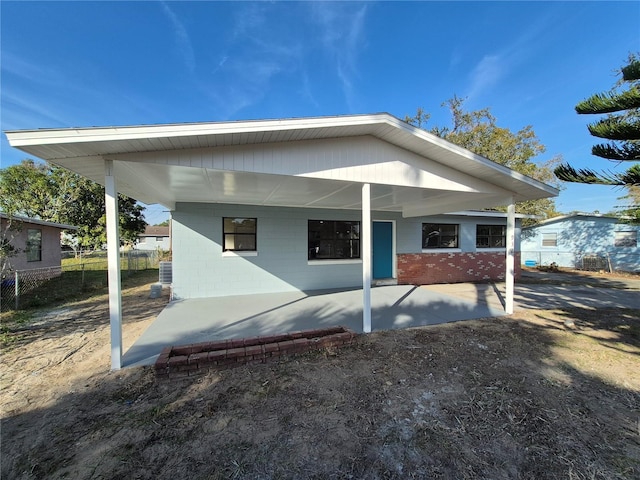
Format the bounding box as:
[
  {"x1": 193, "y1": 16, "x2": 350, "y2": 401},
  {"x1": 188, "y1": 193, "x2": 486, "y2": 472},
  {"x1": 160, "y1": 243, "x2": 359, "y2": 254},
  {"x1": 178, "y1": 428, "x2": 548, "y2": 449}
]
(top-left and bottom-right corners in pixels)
[{"x1": 373, "y1": 221, "x2": 393, "y2": 279}]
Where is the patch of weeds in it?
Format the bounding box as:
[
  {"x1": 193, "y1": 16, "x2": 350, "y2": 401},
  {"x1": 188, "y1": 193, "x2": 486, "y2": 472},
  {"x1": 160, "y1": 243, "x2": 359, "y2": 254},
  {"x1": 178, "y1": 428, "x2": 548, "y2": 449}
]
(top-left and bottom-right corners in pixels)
[
  {"x1": 0, "y1": 323, "x2": 18, "y2": 348},
  {"x1": 0, "y1": 311, "x2": 31, "y2": 349}
]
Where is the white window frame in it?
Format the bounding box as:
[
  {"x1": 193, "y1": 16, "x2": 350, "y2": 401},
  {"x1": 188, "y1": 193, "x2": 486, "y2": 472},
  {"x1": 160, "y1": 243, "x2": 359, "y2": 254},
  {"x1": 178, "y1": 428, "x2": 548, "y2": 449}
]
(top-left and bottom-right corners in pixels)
[{"x1": 542, "y1": 232, "x2": 558, "y2": 247}]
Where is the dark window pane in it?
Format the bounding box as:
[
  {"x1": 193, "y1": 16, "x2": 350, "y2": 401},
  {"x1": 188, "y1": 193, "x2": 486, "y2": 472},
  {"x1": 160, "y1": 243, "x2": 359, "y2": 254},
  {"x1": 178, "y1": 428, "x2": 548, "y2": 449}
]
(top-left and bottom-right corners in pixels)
[
  {"x1": 223, "y1": 218, "x2": 257, "y2": 251},
  {"x1": 224, "y1": 217, "x2": 256, "y2": 234},
  {"x1": 492, "y1": 237, "x2": 505, "y2": 248},
  {"x1": 422, "y1": 223, "x2": 458, "y2": 249},
  {"x1": 476, "y1": 224, "x2": 506, "y2": 248},
  {"x1": 308, "y1": 220, "x2": 360, "y2": 260},
  {"x1": 26, "y1": 229, "x2": 42, "y2": 262}
]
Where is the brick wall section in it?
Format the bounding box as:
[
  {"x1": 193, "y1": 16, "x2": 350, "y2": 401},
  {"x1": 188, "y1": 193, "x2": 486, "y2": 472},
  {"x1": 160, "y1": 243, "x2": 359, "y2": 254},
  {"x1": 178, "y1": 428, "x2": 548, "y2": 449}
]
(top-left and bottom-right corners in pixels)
[
  {"x1": 155, "y1": 326, "x2": 357, "y2": 380},
  {"x1": 397, "y1": 252, "x2": 521, "y2": 285}
]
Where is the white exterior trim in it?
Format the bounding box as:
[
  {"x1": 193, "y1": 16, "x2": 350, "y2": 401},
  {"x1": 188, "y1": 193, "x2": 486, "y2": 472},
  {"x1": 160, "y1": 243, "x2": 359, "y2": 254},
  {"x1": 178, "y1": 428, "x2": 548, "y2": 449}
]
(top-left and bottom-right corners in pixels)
[
  {"x1": 222, "y1": 251, "x2": 258, "y2": 257},
  {"x1": 362, "y1": 184, "x2": 372, "y2": 333},
  {"x1": 105, "y1": 160, "x2": 123, "y2": 370},
  {"x1": 505, "y1": 200, "x2": 515, "y2": 315},
  {"x1": 308, "y1": 259, "x2": 362, "y2": 266}
]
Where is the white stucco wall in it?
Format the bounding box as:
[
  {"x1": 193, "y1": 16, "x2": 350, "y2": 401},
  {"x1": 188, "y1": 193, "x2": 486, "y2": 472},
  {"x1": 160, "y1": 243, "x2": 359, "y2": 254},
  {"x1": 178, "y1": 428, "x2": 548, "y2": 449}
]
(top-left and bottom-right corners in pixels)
[{"x1": 171, "y1": 203, "x2": 522, "y2": 299}]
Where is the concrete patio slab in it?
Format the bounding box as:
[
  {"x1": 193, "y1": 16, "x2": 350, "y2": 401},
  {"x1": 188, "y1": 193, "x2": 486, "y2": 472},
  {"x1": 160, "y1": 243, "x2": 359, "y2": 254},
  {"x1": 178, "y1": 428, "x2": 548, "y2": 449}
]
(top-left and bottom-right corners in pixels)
[
  {"x1": 122, "y1": 284, "x2": 506, "y2": 367},
  {"x1": 122, "y1": 277, "x2": 640, "y2": 368}
]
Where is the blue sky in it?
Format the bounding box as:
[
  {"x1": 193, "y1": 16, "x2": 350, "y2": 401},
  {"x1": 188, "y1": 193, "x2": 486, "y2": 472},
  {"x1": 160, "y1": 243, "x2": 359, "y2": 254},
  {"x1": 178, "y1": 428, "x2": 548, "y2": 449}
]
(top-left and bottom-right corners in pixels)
[{"x1": 1, "y1": 1, "x2": 638, "y2": 225}]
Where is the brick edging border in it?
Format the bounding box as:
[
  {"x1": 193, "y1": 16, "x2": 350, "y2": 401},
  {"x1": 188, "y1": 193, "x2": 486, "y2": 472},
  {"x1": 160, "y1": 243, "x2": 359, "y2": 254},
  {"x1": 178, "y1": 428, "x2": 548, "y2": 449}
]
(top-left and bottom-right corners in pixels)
[{"x1": 155, "y1": 326, "x2": 357, "y2": 380}]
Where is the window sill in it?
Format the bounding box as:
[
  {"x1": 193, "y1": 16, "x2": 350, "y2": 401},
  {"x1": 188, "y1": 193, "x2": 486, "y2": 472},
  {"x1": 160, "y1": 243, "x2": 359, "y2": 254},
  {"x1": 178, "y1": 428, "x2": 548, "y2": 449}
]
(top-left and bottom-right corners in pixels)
[
  {"x1": 421, "y1": 248, "x2": 461, "y2": 253},
  {"x1": 308, "y1": 259, "x2": 362, "y2": 266},
  {"x1": 222, "y1": 251, "x2": 258, "y2": 257},
  {"x1": 476, "y1": 248, "x2": 506, "y2": 252}
]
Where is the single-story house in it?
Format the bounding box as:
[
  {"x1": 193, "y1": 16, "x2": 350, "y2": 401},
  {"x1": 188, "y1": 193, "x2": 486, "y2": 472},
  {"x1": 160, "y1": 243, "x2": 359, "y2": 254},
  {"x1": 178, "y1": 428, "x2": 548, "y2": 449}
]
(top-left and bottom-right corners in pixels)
[
  {"x1": 5, "y1": 113, "x2": 558, "y2": 369},
  {"x1": 135, "y1": 225, "x2": 171, "y2": 251},
  {"x1": 0, "y1": 213, "x2": 77, "y2": 275},
  {"x1": 521, "y1": 213, "x2": 639, "y2": 272}
]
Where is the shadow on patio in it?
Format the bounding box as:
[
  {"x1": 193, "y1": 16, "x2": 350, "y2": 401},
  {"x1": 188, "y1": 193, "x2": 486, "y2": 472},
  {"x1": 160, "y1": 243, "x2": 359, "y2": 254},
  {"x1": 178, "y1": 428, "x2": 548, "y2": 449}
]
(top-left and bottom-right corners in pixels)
[{"x1": 122, "y1": 284, "x2": 506, "y2": 367}]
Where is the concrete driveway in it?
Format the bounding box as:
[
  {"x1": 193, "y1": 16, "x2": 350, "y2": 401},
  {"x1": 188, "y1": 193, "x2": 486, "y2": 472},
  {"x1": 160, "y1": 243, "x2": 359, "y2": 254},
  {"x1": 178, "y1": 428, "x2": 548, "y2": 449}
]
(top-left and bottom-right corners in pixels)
[{"x1": 122, "y1": 273, "x2": 640, "y2": 368}]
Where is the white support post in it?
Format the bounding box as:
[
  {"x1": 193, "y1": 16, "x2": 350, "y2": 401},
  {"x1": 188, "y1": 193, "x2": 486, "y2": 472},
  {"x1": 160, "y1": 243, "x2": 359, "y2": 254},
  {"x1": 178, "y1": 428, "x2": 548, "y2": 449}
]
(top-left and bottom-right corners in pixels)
[
  {"x1": 505, "y1": 200, "x2": 515, "y2": 314},
  {"x1": 105, "y1": 160, "x2": 123, "y2": 370},
  {"x1": 362, "y1": 183, "x2": 372, "y2": 333}
]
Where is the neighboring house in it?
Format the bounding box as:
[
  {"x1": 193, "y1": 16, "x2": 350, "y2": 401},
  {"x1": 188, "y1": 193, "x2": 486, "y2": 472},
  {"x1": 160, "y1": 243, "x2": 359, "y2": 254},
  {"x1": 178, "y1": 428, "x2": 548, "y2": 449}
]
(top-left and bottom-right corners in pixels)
[
  {"x1": 135, "y1": 225, "x2": 170, "y2": 251},
  {"x1": 521, "y1": 214, "x2": 639, "y2": 272},
  {"x1": 0, "y1": 213, "x2": 77, "y2": 274},
  {"x1": 6, "y1": 113, "x2": 558, "y2": 368}
]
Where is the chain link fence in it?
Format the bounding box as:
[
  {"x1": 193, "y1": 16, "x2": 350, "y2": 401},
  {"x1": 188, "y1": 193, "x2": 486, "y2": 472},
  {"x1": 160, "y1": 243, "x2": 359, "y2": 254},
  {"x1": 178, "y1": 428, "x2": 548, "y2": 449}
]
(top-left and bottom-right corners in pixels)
[
  {"x1": 521, "y1": 251, "x2": 639, "y2": 273},
  {"x1": 1, "y1": 249, "x2": 165, "y2": 311}
]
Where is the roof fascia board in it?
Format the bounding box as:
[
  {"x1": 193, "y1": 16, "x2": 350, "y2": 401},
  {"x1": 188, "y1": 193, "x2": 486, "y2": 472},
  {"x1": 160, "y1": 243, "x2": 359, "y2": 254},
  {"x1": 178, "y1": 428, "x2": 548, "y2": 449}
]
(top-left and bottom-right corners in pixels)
[
  {"x1": 382, "y1": 115, "x2": 559, "y2": 197},
  {"x1": 4, "y1": 114, "x2": 388, "y2": 147},
  {"x1": 523, "y1": 213, "x2": 623, "y2": 229},
  {"x1": 5, "y1": 113, "x2": 559, "y2": 198},
  {"x1": 0, "y1": 212, "x2": 78, "y2": 230},
  {"x1": 445, "y1": 210, "x2": 539, "y2": 219}
]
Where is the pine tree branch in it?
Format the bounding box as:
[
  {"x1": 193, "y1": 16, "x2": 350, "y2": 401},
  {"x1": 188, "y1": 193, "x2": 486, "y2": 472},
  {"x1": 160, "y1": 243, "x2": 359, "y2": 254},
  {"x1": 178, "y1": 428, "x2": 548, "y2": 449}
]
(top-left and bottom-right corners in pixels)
[
  {"x1": 592, "y1": 141, "x2": 640, "y2": 161},
  {"x1": 554, "y1": 163, "x2": 640, "y2": 186},
  {"x1": 576, "y1": 87, "x2": 640, "y2": 114},
  {"x1": 554, "y1": 164, "x2": 614, "y2": 185},
  {"x1": 587, "y1": 117, "x2": 640, "y2": 140}
]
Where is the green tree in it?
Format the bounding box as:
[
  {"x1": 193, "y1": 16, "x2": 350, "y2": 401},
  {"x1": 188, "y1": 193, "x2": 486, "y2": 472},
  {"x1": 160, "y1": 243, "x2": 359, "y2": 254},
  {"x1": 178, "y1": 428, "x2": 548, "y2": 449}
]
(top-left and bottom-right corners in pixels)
[
  {"x1": 0, "y1": 159, "x2": 146, "y2": 249},
  {"x1": 405, "y1": 96, "x2": 561, "y2": 225},
  {"x1": 554, "y1": 55, "x2": 640, "y2": 213}
]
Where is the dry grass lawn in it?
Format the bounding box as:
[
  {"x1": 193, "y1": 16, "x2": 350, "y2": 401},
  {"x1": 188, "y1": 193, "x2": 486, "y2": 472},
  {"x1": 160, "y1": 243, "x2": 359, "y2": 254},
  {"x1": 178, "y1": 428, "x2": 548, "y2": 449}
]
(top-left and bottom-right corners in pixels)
[{"x1": 1, "y1": 274, "x2": 639, "y2": 479}]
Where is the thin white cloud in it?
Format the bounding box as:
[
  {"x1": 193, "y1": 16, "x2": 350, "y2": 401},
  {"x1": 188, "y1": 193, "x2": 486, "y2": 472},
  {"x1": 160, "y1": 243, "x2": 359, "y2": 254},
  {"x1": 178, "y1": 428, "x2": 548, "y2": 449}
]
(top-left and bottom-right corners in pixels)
[
  {"x1": 1, "y1": 52, "x2": 163, "y2": 129},
  {"x1": 464, "y1": 8, "x2": 560, "y2": 102},
  {"x1": 160, "y1": 1, "x2": 196, "y2": 73},
  {"x1": 2, "y1": 90, "x2": 70, "y2": 128},
  {"x1": 231, "y1": 3, "x2": 267, "y2": 40},
  {"x1": 466, "y1": 54, "x2": 504, "y2": 100},
  {"x1": 198, "y1": 4, "x2": 305, "y2": 118},
  {"x1": 299, "y1": 71, "x2": 320, "y2": 109},
  {"x1": 311, "y1": 3, "x2": 368, "y2": 111}
]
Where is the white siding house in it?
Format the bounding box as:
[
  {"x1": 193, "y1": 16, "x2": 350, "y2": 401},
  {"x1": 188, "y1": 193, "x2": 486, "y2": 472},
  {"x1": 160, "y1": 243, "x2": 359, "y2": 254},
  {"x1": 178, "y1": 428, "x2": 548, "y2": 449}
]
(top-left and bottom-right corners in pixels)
[
  {"x1": 5, "y1": 113, "x2": 558, "y2": 368},
  {"x1": 521, "y1": 214, "x2": 639, "y2": 272},
  {"x1": 135, "y1": 225, "x2": 170, "y2": 251}
]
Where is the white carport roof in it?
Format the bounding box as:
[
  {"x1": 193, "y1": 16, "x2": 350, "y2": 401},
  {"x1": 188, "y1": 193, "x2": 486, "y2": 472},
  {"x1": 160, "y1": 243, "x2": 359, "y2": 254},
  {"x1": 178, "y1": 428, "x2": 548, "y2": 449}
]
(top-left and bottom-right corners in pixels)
[
  {"x1": 6, "y1": 113, "x2": 551, "y2": 369},
  {"x1": 5, "y1": 113, "x2": 558, "y2": 217}
]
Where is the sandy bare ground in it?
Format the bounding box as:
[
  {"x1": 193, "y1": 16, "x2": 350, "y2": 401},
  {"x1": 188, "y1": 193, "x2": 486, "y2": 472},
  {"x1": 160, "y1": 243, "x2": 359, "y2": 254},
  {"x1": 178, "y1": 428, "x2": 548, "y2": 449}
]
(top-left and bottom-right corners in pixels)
[{"x1": 1, "y1": 273, "x2": 639, "y2": 479}]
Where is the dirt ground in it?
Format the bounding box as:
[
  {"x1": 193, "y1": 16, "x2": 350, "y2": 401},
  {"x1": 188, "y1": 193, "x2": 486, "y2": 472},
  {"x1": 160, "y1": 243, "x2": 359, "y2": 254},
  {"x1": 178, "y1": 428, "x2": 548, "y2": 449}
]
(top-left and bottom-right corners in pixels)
[{"x1": 1, "y1": 272, "x2": 639, "y2": 479}]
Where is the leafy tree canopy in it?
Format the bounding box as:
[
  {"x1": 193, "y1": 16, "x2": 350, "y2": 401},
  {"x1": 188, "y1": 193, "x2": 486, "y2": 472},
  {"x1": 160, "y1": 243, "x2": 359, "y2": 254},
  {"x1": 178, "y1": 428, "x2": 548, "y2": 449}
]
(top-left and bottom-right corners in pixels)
[
  {"x1": 405, "y1": 96, "x2": 561, "y2": 225},
  {"x1": 0, "y1": 159, "x2": 146, "y2": 249}
]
